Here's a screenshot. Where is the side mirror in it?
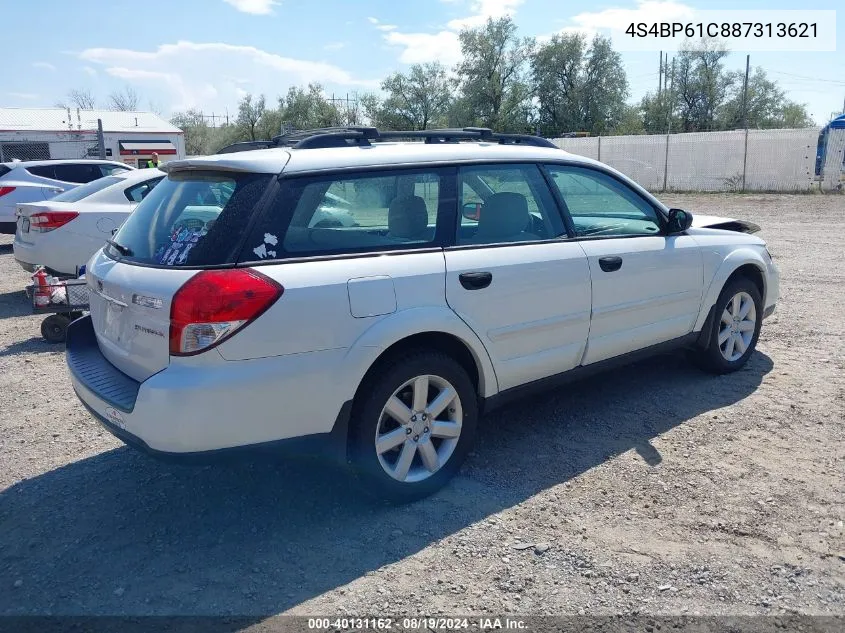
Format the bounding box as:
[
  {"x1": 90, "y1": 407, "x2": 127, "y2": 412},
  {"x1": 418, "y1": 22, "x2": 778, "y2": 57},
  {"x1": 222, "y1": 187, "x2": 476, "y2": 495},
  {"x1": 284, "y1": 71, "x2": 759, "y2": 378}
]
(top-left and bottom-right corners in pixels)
[
  {"x1": 666, "y1": 208, "x2": 693, "y2": 234},
  {"x1": 462, "y1": 201, "x2": 483, "y2": 221}
]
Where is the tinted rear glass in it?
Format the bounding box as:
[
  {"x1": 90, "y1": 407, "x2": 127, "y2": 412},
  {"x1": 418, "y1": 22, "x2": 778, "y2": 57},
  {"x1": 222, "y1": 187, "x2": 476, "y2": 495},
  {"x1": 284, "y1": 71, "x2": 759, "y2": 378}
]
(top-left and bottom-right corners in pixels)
[
  {"x1": 51, "y1": 176, "x2": 122, "y2": 202},
  {"x1": 106, "y1": 170, "x2": 271, "y2": 267},
  {"x1": 53, "y1": 163, "x2": 104, "y2": 183},
  {"x1": 26, "y1": 165, "x2": 56, "y2": 179},
  {"x1": 0, "y1": 165, "x2": 10, "y2": 178}
]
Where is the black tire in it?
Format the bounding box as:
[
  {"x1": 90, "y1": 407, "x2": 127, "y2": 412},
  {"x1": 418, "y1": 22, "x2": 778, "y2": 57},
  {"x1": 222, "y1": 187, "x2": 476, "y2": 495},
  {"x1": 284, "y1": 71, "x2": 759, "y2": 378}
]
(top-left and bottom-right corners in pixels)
[
  {"x1": 348, "y1": 350, "x2": 478, "y2": 503},
  {"x1": 693, "y1": 276, "x2": 763, "y2": 374},
  {"x1": 41, "y1": 314, "x2": 70, "y2": 344}
]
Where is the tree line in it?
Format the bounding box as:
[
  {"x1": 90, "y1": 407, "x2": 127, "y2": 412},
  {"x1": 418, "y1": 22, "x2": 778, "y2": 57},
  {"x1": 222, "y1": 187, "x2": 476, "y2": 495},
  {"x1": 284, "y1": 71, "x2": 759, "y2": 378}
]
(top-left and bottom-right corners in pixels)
[
  {"x1": 56, "y1": 86, "x2": 148, "y2": 113},
  {"x1": 168, "y1": 17, "x2": 813, "y2": 155}
]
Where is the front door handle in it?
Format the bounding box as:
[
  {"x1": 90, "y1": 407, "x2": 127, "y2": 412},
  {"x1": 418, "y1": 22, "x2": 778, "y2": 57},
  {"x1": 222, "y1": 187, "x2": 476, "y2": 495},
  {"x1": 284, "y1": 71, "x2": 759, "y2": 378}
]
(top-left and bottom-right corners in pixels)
[
  {"x1": 459, "y1": 271, "x2": 492, "y2": 290},
  {"x1": 598, "y1": 256, "x2": 623, "y2": 272}
]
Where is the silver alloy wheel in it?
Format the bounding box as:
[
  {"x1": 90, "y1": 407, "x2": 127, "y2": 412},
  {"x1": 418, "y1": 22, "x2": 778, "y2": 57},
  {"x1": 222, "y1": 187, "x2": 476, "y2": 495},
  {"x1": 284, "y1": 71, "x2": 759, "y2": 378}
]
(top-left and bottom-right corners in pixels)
[
  {"x1": 374, "y1": 374, "x2": 463, "y2": 483},
  {"x1": 718, "y1": 291, "x2": 757, "y2": 362}
]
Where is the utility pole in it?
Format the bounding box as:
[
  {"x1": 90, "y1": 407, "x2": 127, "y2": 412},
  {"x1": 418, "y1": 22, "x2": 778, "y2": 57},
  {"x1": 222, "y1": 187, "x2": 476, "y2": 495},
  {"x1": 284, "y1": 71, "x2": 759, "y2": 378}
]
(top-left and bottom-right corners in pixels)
[
  {"x1": 741, "y1": 54, "x2": 751, "y2": 191},
  {"x1": 666, "y1": 57, "x2": 675, "y2": 132},
  {"x1": 658, "y1": 51, "x2": 663, "y2": 99},
  {"x1": 96, "y1": 118, "x2": 106, "y2": 160},
  {"x1": 662, "y1": 58, "x2": 675, "y2": 193}
]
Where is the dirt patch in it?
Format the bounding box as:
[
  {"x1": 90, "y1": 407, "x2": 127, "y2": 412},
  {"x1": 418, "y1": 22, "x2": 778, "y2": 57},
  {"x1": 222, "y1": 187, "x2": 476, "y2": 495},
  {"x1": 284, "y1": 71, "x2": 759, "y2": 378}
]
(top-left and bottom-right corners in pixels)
[{"x1": 0, "y1": 194, "x2": 843, "y2": 617}]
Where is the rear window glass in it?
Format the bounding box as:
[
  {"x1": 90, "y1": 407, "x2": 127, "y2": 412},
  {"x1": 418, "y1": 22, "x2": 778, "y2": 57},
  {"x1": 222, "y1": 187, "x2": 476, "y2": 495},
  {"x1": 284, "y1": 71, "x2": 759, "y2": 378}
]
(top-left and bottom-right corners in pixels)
[
  {"x1": 107, "y1": 171, "x2": 271, "y2": 267},
  {"x1": 0, "y1": 165, "x2": 10, "y2": 178},
  {"x1": 51, "y1": 176, "x2": 122, "y2": 202}
]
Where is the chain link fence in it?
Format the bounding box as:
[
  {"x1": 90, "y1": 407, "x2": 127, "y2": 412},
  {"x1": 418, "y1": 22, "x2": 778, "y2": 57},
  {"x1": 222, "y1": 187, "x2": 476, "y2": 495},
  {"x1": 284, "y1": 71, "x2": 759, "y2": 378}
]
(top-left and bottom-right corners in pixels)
[
  {"x1": 0, "y1": 135, "x2": 102, "y2": 162},
  {"x1": 552, "y1": 128, "x2": 845, "y2": 193}
]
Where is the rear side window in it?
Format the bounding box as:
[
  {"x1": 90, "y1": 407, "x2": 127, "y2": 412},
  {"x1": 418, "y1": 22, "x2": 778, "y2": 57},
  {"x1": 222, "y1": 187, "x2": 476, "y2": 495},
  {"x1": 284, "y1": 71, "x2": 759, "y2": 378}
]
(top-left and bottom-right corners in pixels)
[
  {"x1": 26, "y1": 165, "x2": 57, "y2": 179},
  {"x1": 124, "y1": 177, "x2": 163, "y2": 203},
  {"x1": 101, "y1": 164, "x2": 131, "y2": 177},
  {"x1": 51, "y1": 176, "x2": 122, "y2": 202},
  {"x1": 107, "y1": 171, "x2": 272, "y2": 267},
  {"x1": 52, "y1": 163, "x2": 104, "y2": 183},
  {"x1": 242, "y1": 167, "x2": 449, "y2": 261},
  {"x1": 0, "y1": 165, "x2": 10, "y2": 178},
  {"x1": 456, "y1": 164, "x2": 565, "y2": 245}
]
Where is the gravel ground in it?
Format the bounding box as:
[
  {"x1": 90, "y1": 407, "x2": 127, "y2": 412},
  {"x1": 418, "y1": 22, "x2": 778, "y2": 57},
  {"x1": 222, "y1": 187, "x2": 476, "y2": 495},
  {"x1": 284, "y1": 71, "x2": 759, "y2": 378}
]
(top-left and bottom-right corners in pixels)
[{"x1": 0, "y1": 193, "x2": 843, "y2": 619}]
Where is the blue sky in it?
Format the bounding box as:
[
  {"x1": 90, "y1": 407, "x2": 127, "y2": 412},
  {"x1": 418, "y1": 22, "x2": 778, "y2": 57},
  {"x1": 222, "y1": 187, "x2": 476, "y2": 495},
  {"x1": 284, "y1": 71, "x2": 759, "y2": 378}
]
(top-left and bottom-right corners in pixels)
[{"x1": 5, "y1": 0, "x2": 844, "y2": 125}]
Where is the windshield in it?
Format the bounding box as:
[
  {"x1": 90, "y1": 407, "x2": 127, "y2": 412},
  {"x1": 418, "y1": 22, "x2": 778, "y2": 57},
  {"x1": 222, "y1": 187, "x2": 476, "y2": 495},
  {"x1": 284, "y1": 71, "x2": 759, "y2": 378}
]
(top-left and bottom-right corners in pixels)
[
  {"x1": 51, "y1": 176, "x2": 123, "y2": 202},
  {"x1": 106, "y1": 170, "x2": 272, "y2": 267}
]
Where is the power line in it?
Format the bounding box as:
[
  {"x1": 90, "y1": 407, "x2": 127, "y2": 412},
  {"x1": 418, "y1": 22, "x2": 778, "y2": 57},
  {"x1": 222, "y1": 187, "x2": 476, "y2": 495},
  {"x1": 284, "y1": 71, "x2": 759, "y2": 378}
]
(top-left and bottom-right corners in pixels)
[{"x1": 769, "y1": 70, "x2": 845, "y2": 85}]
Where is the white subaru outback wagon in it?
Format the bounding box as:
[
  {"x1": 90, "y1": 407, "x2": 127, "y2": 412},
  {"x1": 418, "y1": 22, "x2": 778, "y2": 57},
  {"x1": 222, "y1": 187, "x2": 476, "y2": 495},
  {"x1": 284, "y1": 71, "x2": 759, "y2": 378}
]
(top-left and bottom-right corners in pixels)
[{"x1": 67, "y1": 127, "x2": 779, "y2": 501}]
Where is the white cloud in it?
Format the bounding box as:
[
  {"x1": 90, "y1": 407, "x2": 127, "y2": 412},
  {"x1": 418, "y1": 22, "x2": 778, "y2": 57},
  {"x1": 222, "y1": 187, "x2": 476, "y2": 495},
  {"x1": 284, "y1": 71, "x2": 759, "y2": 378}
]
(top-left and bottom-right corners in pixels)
[
  {"x1": 376, "y1": 24, "x2": 397, "y2": 32},
  {"x1": 79, "y1": 41, "x2": 378, "y2": 112},
  {"x1": 32, "y1": 61, "x2": 56, "y2": 72},
  {"x1": 367, "y1": 17, "x2": 379, "y2": 24},
  {"x1": 82, "y1": 66, "x2": 98, "y2": 77},
  {"x1": 447, "y1": 0, "x2": 524, "y2": 30},
  {"x1": 570, "y1": 1, "x2": 694, "y2": 31},
  {"x1": 222, "y1": 0, "x2": 279, "y2": 15},
  {"x1": 384, "y1": 30, "x2": 462, "y2": 65},
  {"x1": 383, "y1": 0, "x2": 523, "y2": 66},
  {"x1": 539, "y1": 1, "x2": 697, "y2": 49},
  {"x1": 8, "y1": 92, "x2": 39, "y2": 100},
  {"x1": 324, "y1": 42, "x2": 346, "y2": 51}
]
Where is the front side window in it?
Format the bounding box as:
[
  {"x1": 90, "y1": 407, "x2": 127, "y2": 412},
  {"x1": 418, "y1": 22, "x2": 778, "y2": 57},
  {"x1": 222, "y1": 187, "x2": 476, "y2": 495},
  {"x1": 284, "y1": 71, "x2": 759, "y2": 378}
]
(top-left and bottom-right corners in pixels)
[
  {"x1": 243, "y1": 168, "x2": 447, "y2": 260},
  {"x1": 107, "y1": 170, "x2": 271, "y2": 267},
  {"x1": 456, "y1": 164, "x2": 564, "y2": 245},
  {"x1": 545, "y1": 165, "x2": 662, "y2": 237}
]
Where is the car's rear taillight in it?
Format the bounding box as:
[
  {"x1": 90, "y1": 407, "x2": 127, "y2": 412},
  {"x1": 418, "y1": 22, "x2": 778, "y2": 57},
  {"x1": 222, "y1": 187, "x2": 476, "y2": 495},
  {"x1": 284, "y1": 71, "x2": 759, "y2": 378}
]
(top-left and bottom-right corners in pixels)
[
  {"x1": 0, "y1": 186, "x2": 16, "y2": 197},
  {"x1": 169, "y1": 269, "x2": 283, "y2": 356},
  {"x1": 29, "y1": 211, "x2": 79, "y2": 232}
]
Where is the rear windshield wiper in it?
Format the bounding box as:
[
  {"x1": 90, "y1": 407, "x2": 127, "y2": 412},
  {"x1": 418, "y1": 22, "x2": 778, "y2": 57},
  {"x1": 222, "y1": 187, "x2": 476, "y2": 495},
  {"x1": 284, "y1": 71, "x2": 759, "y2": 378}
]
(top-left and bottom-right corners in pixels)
[{"x1": 107, "y1": 239, "x2": 133, "y2": 257}]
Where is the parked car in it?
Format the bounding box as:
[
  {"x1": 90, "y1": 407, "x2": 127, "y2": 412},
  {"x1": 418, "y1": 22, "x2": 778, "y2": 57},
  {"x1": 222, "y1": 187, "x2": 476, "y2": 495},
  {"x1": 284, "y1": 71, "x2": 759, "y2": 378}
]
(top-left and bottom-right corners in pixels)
[
  {"x1": 13, "y1": 168, "x2": 164, "y2": 277},
  {"x1": 0, "y1": 159, "x2": 133, "y2": 234},
  {"x1": 66, "y1": 128, "x2": 779, "y2": 502}
]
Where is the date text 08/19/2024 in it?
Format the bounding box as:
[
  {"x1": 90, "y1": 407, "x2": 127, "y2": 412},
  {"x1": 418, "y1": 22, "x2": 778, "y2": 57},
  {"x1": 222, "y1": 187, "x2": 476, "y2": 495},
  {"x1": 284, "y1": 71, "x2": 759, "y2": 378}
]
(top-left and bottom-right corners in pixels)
[{"x1": 307, "y1": 617, "x2": 528, "y2": 630}]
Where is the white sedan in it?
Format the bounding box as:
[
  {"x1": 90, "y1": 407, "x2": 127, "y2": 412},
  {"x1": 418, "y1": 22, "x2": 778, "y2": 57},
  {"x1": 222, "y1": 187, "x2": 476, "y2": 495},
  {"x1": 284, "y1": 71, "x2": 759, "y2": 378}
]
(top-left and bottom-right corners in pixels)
[
  {"x1": 0, "y1": 159, "x2": 133, "y2": 233},
  {"x1": 13, "y1": 169, "x2": 164, "y2": 277}
]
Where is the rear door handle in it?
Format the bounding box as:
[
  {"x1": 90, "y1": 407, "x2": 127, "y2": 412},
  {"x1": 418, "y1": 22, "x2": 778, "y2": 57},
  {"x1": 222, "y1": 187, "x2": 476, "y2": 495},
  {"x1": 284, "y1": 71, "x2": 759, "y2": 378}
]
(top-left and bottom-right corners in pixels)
[
  {"x1": 598, "y1": 256, "x2": 623, "y2": 272},
  {"x1": 459, "y1": 271, "x2": 492, "y2": 290}
]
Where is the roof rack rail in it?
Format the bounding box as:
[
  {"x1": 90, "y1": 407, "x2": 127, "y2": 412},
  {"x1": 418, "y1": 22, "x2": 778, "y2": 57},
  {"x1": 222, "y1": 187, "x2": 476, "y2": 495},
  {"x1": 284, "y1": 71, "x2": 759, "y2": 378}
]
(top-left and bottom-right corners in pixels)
[
  {"x1": 215, "y1": 126, "x2": 557, "y2": 154},
  {"x1": 377, "y1": 128, "x2": 558, "y2": 148},
  {"x1": 215, "y1": 140, "x2": 276, "y2": 154}
]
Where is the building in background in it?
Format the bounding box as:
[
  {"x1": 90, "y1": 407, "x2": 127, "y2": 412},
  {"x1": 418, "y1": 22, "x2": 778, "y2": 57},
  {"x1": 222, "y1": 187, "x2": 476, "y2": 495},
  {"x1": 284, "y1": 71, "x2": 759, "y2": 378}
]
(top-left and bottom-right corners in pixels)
[{"x1": 0, "y1": 108, "x2": 185, "y2": 168}]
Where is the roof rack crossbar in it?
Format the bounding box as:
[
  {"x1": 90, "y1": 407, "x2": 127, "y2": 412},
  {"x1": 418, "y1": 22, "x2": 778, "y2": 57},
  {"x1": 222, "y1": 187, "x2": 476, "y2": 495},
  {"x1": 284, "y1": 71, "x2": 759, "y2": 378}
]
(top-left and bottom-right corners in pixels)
[{"x1": 215, "y1": 140, "x2": 276, "y2": 154}]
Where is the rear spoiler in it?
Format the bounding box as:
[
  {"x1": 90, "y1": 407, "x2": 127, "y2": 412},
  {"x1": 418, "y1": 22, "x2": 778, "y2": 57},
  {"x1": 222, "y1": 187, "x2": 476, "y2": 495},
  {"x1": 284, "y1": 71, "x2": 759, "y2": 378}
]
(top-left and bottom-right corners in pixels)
[{"x1": 160, "y1": 152, "x2": 290, "y2": 176}]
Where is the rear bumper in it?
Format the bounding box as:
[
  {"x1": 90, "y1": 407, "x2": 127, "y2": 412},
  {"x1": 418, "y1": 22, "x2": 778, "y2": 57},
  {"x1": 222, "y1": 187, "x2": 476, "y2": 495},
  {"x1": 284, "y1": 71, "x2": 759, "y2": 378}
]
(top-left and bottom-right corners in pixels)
[
  {"x1": 15, "y1": 258, "x2": 36, "y2": 273},
  {"x1": 78, "y1": 394, "x2": 351, "y2": 465},
  {"x1": 66, "y1": 316, "x2": 351, "y2": 463},
  {"x1": 12, "y1": 237, "x2": 76, "y2": 277},
  {"x1": 14, "y1": 257, "x2": 67, "y2": 277}
]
